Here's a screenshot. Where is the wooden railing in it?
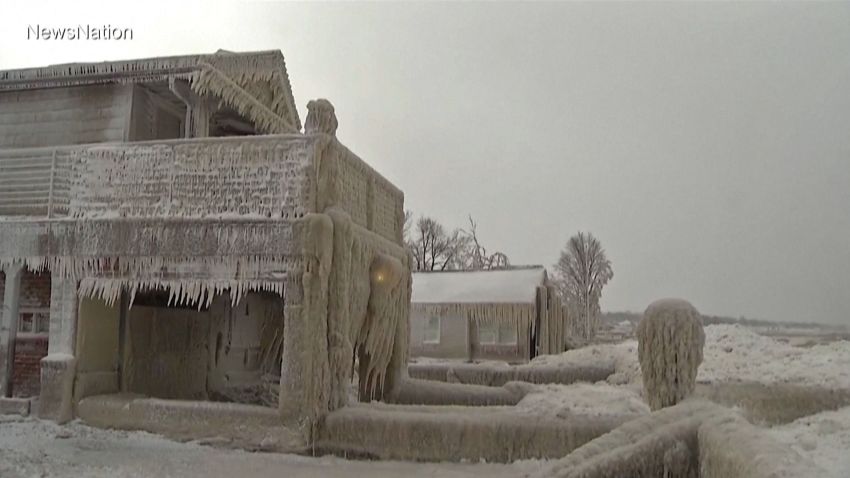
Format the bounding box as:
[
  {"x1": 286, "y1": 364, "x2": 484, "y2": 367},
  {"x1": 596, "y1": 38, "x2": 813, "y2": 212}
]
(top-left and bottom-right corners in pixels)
[
  {"x1": 0, "y1": 134, "x2": 405, "y2": 244},
  {"x1": 0, "y1": 135, "x2": 315, "y2": 219},
  {"x1": 0, "y1": 146, "x2": 73, "y2": 217}
]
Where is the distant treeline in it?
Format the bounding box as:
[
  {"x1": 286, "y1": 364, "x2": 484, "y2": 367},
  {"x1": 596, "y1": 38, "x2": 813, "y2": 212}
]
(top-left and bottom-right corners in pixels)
[{"x1": 601, "y1": 311, "x2": 838, "y2": 330}]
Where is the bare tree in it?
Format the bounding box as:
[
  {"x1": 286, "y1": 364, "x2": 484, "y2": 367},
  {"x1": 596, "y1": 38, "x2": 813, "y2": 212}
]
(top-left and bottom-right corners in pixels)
[
  {"x1": 404, "y1": 213, "x2": 510, "y2": 272},
  {"x1": 406, "y1": 215, "x2": 469, "y2": 271},
  {"x1": 553, "y1": 232, "x2": 613, "y2": 340},
  {"x1": 462, "y1": 215, "x2": 511, "y2": 270}
]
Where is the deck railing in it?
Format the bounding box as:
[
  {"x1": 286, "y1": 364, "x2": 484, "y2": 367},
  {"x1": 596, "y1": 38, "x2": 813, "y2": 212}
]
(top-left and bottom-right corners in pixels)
[
  {"x1": 0, "y1": 135, "x2": 315, "y2": 219},
  {"x1": 0, "y1": 133, "x2": 404, "y2": 242},
  {"x1": 0, "y1": 146, "x2": 73, "y2": 217}
]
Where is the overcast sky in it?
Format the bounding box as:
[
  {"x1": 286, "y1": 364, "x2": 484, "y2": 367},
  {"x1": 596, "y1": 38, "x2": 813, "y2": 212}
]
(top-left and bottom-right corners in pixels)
[{"x1": 2, "y1": 1, "x2": 848, "y2": 324}]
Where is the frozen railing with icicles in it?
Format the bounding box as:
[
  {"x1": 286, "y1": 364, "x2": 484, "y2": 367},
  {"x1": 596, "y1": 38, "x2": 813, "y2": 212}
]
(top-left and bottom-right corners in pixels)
[
  {"x1": 0, "y1": 133, "x2": 405, "y2": 242},
  {"x1": 0, "y1": 134, "x2": 316, "y2": 219}
]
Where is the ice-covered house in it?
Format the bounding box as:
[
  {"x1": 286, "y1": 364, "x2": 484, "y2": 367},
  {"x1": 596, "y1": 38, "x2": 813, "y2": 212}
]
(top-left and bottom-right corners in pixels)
[
  {"x1": 409, "y1": 266, "x2": 569, "y2": 363},
  {"x1": 0, "y1": 50, "x2": 411, "y2": 441}
]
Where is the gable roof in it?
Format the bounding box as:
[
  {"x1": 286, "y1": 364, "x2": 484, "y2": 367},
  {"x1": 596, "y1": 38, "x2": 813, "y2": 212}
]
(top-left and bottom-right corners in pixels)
[
  {"x1": 411, "y1": 266, "x2": 547, "y2": 304},
  {"x1": 0, "y1": 50, "x2": 301, "y2": 133}
]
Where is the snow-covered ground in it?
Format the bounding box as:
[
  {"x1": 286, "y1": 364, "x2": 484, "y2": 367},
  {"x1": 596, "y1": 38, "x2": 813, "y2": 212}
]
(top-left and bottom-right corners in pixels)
[
  {"x1": 521, "y1": 323, "x2": 850, "y2": 477},
  {"x1": 516, "y1": 382, "x2": 650, "y2": 418},
  {"x1": 0, "y1": 415, "x2": 532, "y2": 478},
  {"x1": 529, "y1": 323, "x2": 850, "y2": 390},
  {"x1": 700, "y1": 324, "x2": 850, "y2": 389},
  {"x1": 769, "y1": 406, "x2": 850, "y2": 478},
  {"x1": 2, "y1": 323, "x2": 847, "y2": 477}
]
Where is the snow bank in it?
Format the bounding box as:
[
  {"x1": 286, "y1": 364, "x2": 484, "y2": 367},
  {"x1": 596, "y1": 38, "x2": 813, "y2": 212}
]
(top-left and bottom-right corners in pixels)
[
  {"x1": 0, "y1": 414, "x2": 203, "y2": 478},
  {"x1": 408, "y1": 362, "x2": 614, "y2": 387},
  {"x1": 529, "y1": 398, "x2": 825, "y2": 478},
  {"x1": 391, "y1": 378, "x2": 525, "y2": 406},
  {"x1": 76, "y1": 394, "x2": 306, "y2": 453},
  {"x1": 529, "y1": 399, "x2": 722, "y2": 478},
  {"x1": 768, "y1": 405, "x2": 850, "y2": 478},
  {"x1": 698, "y1": 410, "x2": 824, "y2": 478},
  {"x1": 0, "y1": 415, "x2": 530, "y2": 477},
  {"x1": 529, "y1": 340, "x2": 640, "y2": 385},
  {"x1": 318, "y1": 402, "x2": 626, "y2": 463},
  {"x1": 532, "y1": 323, "x2": 850, "y2": 390},
  {"x1": 516, "y1": 383, "x2": 649, "y2": 419},
  {"x1": 698, "y1": 324, "x2": 850, "y2": 389}
]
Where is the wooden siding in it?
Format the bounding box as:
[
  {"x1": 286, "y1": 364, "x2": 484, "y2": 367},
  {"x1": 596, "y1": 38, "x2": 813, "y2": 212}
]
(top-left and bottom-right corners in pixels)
[{"x1": 0, "y1": 84, "x2": 132, "y2": 148}]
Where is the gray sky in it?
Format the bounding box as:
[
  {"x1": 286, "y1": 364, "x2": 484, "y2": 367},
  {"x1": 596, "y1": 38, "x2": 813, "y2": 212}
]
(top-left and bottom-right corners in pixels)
[{"x1": 2, "y1": 1, "x2": 849, "y2": 324}]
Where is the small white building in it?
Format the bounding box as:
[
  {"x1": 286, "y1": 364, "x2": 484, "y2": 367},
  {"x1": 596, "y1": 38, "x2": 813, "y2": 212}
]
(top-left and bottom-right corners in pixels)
[{"x1": 409, "y1": 266, "x2": 570, "y2": 363}]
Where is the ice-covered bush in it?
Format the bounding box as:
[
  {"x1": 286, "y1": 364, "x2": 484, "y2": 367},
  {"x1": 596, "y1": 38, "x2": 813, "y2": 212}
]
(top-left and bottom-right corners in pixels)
[{"x1": 637, "y1": 299, "x2": 705, "y2": 410}]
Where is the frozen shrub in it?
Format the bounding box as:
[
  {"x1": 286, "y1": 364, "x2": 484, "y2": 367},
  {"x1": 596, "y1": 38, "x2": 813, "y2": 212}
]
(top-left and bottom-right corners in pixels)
[{"x1": 637, "y1": 299, "x2": 705, "y2": 411}]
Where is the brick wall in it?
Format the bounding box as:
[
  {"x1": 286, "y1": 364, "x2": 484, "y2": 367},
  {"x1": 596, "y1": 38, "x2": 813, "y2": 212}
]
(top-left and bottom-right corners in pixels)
[
  {"x1": 0, "y1": 270, "x2": 51, "y2": 309},
  {"x1": 12, "y1": 336, "x2": 48, "y2": 398},
  {"x1": 0, "y1": 271, "x2": 52, "y2": 398}
]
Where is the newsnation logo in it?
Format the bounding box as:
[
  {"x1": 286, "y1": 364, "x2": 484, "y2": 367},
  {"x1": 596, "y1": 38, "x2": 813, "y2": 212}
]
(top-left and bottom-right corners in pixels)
[{"x1": 27, "y1": 24, "x2": 134, "y2": 41}]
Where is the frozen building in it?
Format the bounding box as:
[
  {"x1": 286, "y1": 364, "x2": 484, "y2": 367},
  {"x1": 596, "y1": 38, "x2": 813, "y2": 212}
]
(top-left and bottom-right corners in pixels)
[
  {"x1": 409, "y1": 266, "x2": 570, "y2": 363},
  {"x1": 0, "y1": 50, "x2": 411, "y2": 441}
]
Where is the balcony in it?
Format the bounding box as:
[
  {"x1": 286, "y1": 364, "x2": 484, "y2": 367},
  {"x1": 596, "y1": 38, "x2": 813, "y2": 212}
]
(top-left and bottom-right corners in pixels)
[
  {"x1": 0, "y1": 135, "x2": 317, "y2": 220},
  {"x1": 0, "y1": 133, "x2": 403, "y2": 241}
]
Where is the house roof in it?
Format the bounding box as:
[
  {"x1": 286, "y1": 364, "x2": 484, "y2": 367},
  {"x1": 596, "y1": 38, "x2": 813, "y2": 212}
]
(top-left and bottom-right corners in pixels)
[
  {"x1": 0, "y1": 50, "x2": 301, "y2": 133},
  {"x1": 411, "y1": 266, "x2": 547, "y2": 304}
]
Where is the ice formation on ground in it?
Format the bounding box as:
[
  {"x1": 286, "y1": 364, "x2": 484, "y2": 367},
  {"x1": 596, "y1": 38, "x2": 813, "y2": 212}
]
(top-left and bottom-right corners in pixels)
[
  {"x1": 699, "y1": 323, "x2": 850, "y2": 389},
  {"x1": 0, "y1": 415, "x2": 531, "y2": 478},
  {"x1": 768, "y1": 405, "x2": 850, "y2": 478},
  {"x1": 637, "y1": 299, "x2": 705, "y2": 410},
  {"x1": 531, "y1": 314, "x2": 850, "y2": 389},
  {"x1": 391, "y1": 378, "x2": 527, "y2": 406},
  {"x1": 408, "y1": 362, "x2": 613, "y2": 388},
  {"x1": 528, "y1": 397, "x2": 824, "y2": 478},
  {"x1": 512, "y1": 323, "x2": 850, "y2": 428},
  {"x1": 318, "y1": 401, "x2": 628, "y2": 463},
  {"x1": 530, "y1": 323, "x2": 850, "y2": 390},
  {"x1": 529, "y1": 339, "x2": 642, "y2": 387},
  {"x1": 1, "y1": 323, "x2": 848, "y2": 475},
  {"x1": 528, "y1": 399, "x2": 720, "y2": 478},
  {"x1": 515, "y1": 382, "x2": 649, "y2": 419},
  {"x1": 697, "y1": 406, "x2": 825, "y2": 478}
]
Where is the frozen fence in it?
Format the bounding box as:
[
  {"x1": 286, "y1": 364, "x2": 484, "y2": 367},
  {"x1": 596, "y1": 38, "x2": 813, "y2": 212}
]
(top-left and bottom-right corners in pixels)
[
  {"x1": 68, "y1": 135, "x2": 315, "y2": 218},
  {"x1": 0, "y1": 134, "x2": 316, "y2": 219}
]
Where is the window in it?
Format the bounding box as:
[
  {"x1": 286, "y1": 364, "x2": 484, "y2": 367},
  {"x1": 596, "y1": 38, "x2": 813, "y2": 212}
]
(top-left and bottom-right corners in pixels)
[
  {"x1": 498, "y1": 323, "x2": 517, "y2": 345},
  {"x1": 478, "y1": 322, "x2": 517, "y2": 345},
  {"x1": 424, "y1": 316, "x2": 441, "y2": 344},
  {"x1": 18, "y1": 309, "x2": 50, "y2": 335},
  {"x1": 478, "y1": 323, "x2": 497, "y2": 345}
]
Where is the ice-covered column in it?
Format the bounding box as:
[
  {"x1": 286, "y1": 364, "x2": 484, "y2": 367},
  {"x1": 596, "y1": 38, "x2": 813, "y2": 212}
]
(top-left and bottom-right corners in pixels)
[
  {"x1": 38, "y1": 277, "x2": 79, "y2": 423},
  {"x1": 324, "y1": 208, "x2": 355, "y2": 411},
  {"x1": 0, "y1": 263, "x2": 23, "y2": 398},
  {"x1": 279, "y1": 214, "x2": 333, "y2": 439}
]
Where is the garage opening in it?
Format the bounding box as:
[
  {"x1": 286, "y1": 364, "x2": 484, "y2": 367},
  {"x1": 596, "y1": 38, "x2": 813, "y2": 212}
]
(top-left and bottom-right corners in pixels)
[{"x1": 75, "y1": 288, "x2": 285, "y2": 408}]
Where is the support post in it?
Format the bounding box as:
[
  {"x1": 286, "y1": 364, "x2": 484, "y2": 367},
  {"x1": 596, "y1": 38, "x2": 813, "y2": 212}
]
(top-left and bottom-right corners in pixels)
[
  {"x1": 0, "y1": 264, "x2": 23, "y2": 398},
  {"x1": 279, "y1": 214, "x2": 333, "y2": 441},
  {"x1": 38, "y1": 277, "x2": 79, "y2": 423},
  {"x1": 169, "y1": 78, "x2": 212, "y2": 138}
]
